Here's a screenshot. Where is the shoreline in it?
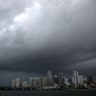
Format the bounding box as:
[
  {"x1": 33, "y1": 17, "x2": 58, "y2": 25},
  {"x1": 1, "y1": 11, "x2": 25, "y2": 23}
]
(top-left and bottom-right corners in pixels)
[{"x1": 0, "y1": 88, "x2": 96, "y2": 91}]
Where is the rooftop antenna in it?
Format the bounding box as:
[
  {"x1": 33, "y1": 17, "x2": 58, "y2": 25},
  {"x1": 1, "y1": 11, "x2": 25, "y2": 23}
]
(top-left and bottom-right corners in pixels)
[{"x1": 74, "y1": 63, "x2": 76, "y2": 71}]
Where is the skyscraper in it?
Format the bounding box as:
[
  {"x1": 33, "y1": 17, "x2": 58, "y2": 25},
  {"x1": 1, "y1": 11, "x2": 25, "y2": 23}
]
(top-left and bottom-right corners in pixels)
[
  {"x1": 72, "y1": 71, "x2": 79, "y2": 87},
  {"x1": 53, "y1": 75, "x2": 58, "y2": 85},
  {"x1": 47, "y1": 70, "x2": 53, "y2": 86},
  {"x1": 22, "y1": 81, "x2": 28, "y2": 88},
  {"x1": 64, "y1": 78, "x2": 70, "y2": 86},
  {"x1": 30, "y1": 77, "x2": 41, "y2": 87},
  {"x1": 78, "y1": 75, "x2": 84, "y2": 85},
  {"x1": 87, "y1": 76, "x2": 94, "y2": 83},
  {"x1": 12, "y1": 79, "x2": 15, "y2": 88},
  {"x1": 16, "y1": 77, "x2": 20, "y2": 88},
  {"x1": 41, "y1": 76, "x2": 47, "y2": 87},
  {"x1": 58, "y1": 72, "x2": 64, "y2": 86}
]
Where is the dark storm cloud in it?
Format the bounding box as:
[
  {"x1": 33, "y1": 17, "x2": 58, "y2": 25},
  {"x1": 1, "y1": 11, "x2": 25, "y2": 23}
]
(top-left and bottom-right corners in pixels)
[{"x1": 0, "y1": 0, "x2": 96, "y2": 76}]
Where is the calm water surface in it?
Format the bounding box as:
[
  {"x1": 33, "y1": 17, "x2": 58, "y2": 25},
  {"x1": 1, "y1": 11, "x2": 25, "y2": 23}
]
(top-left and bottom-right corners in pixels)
[{"x1": 0, "y1": 90, "x2": 96, "y2": 96}]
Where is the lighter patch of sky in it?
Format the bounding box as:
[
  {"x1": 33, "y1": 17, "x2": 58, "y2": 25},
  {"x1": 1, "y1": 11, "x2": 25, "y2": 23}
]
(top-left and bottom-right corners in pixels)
[
  {"x1": 72, "y1": 0, "x2": 82, "y2": 5},
  {"x1": 14, "y1": 2, "x2": 41, "y2": 25}
]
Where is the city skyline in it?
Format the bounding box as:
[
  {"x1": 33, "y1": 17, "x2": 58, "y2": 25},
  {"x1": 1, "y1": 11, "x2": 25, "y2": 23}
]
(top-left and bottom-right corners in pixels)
[
  {"x1": 0, "y1": 0, "x2": 96, "y2": 86},
  {"x1": 11, "y1": 70, "x2": 95, "y2": 89}
]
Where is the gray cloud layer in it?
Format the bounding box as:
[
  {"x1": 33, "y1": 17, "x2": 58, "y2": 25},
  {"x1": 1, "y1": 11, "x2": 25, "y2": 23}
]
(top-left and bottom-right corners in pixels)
[{"x1": 0, "y1": 0, "x2": 96, "y2": 81}]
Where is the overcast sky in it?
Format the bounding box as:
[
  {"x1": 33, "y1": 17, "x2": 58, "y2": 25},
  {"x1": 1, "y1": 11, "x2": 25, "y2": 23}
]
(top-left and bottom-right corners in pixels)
[{"x1": 0, "y1": 0, "x2": 96, "y2": 86}]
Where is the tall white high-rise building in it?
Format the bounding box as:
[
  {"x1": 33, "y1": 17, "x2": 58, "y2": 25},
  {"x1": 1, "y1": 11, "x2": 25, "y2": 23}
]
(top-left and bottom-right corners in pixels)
[
  {"x1": 12, "y1": 79, "x2": 15, "y2": 88},
  {"x1": 47, "y1": 70, "x2": 53, "y2": 86},
  {"x1": 72, "y1": 71, "x2": 84, "y2": 87},
  {"x1": 16, "y1": 77, "x2": 20, "y2": 88},
  {"x1": 72, "y1": 71, "x2": 79, "y2": 87}
]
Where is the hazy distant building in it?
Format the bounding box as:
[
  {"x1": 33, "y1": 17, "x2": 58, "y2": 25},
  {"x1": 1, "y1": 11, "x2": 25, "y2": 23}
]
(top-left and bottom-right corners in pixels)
[
  {"x1": 12, "y1": 79, "x2": 15, "y2": 88},
  {"x1": 30, "y1": 77, "x2": 35, "y2": 87},
  {"x1": 64, "y1": 78, "x2": 70, "y2": 86},
  {"x1": 30, "y1": 77, "x2": 41, "y2": 87},
  {"x1": 58, "y1": 72, "x2": 64, "y2": 86},
  {"x1": 41, "y1": 76, "x2": 47, "y2": 87},
  {"x1": 47, "y1": 70, "x2": 53, "y2": 86},
  {"x1": 78, "y1": 75, "x2": 84, "y2": 85},
  {"x1": 22, "y1": 81, "x2": 28, "y2": 88},
  {"x1": 87, "y1": 76, "x2": 94, "y2": 83},
  {"x1": 16, "y1": 77, "x2": 20, "y2": 88},
  {"x1": 53, "y1": 75, "x2": 58, "y2": 85}
]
